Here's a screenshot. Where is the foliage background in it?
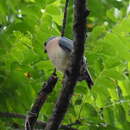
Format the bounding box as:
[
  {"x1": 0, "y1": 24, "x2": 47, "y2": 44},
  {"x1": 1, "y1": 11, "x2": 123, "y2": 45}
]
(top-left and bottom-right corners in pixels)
[{"x1": 0, "y1": 0, "x2": 130, "y2": 129}]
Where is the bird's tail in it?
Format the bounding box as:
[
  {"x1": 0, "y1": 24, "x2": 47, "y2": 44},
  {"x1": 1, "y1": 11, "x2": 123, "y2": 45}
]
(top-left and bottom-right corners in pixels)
[
  {"x1": 78, "y1": 69, "x2": 94, "y2": 89},
  {"x1": 78, "y1": 57, "x2": 94, "y2": 89}
]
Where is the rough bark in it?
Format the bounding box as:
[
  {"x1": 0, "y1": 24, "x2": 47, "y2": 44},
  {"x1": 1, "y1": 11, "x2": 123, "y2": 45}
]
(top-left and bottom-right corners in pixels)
[
  {"x1": 61, "y1": 0, "x2": 70, "y2": 37},
  {"x1": 44, "y1": 0, "x2": 88, "y2": 129}
]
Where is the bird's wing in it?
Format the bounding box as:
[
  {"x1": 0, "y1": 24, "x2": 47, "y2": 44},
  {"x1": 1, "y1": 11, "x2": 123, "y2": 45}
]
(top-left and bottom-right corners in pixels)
[{"x1": 59, "y1": 37, "x2": 73, "y2": 53}]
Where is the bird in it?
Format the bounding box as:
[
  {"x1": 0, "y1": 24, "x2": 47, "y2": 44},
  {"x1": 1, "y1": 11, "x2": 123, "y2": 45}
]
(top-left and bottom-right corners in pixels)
[{"x1": 44, "y1": 36, "x2": 93, "y2": 89}]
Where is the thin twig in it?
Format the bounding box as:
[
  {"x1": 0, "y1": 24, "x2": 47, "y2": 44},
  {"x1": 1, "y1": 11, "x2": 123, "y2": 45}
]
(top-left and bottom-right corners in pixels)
[
  {"x1": 0, "y1": 112, "x2": 46, "y2": 127},
  {"x1": 61, "y1": 0, "x2": 70, "y2": 37},
  {"x1": 0, "y1": 112, "x2": 77, "y2": 130}
]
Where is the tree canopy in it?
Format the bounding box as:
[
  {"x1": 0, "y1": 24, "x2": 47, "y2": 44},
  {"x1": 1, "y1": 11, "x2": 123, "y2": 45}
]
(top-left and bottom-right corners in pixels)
[{"x1": 0, "y1": 0, "x2": 130, "y2": 130}]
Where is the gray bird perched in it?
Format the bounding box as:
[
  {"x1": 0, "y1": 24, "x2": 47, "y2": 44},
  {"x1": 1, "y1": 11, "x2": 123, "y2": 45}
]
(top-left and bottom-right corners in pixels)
[{"x1": 44, "y1": 36, "x2": 93, "y2": 89}]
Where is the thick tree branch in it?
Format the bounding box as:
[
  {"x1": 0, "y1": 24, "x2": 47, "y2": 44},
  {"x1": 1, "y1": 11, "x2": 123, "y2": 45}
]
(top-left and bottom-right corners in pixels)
[
  {"x1": 44, "y1": 0, "x2": 88, "y2": 129},
  {"x1": 0, "y1": 112, "x2": 77, "y2": 130},
  {"x1": 25, "y1": 72, "x2": 58, "y2": 130}
]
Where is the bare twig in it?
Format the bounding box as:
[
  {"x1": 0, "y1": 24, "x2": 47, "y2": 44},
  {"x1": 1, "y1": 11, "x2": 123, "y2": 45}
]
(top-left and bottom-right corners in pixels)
[
  {"x1": 61, "y1": 0, "x2": 70, "y2": 37},
  {"x1": 44, "y1": 0, "x2": 89, "y2": 129},
  {"x1": 0, "y1": 112, "x2": 77, "y2": 130},
  {"x1": 0, "y1": 112, "x2": 46, "y2": 127}
]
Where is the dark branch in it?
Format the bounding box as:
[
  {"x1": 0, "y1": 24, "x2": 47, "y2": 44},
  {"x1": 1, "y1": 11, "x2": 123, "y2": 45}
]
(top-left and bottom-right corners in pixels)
[
  {"x1": 44, "y1": 0, "x2": 88, "y2": 129},
  {"x1": 25, "y1": 72, "x2": 58, "y2": 130},
  {"x1": 0, "y1": 112, "x2": 25, "y2": 119},
  {"x1": 61, "y1": 0, "x2": 70, "y2": 37},
  {"x1": 0, "y1": 112, "x2": 46, "y2": 128},
  {"x1": 0, "y1": 112, "x2": 77, "y2": 130}
]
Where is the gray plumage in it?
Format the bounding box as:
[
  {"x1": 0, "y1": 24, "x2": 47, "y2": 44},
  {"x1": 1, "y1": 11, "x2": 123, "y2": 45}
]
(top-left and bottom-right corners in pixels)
[{"x1": 44, "y1": 36, "x2": 93, "y2": 88}]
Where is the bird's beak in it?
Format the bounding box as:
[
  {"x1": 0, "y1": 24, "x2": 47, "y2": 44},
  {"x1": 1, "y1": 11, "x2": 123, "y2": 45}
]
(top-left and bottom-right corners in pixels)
[
  {"x1": 44, "y1": 49, "x2": 47, "y2": 53},
  {"x1": 44, "y1": 42, "x2": 47, "y2": 53},
  {"x1": 44, "y1": 42, "x2": 47, "y2": 46}
]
